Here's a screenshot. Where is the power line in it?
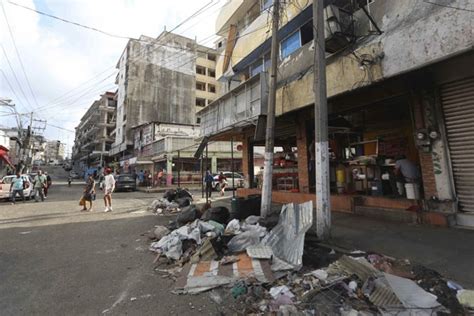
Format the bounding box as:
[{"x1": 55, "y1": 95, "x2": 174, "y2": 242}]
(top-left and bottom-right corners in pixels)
[
  {"x1": 1, "y1": 45, "x2": 33, "y2": 111},
  {"x1": 1, "y1": 0, "x2": 41, "y2": 109},
  {"x1": 0, "y1": 68, "x2": 25, "y2": 109},
  {"x1": 47, "y1": 123, "x2": 75, "y2": 133},
  {"x1": 423, "y1": 0, "x2": 474, "y2": 13}
]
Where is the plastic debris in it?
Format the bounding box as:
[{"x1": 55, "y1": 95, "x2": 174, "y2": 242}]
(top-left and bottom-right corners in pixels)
[
  {"x1": 306, "y1": 269, "x2": 328, "y2": 281},
  {"x1": 231, "y1": 281, "x2": 247, "y2": 298},
  {"x1": 153, "y1": 226, "x2": 169, "y2": 240},
  {"x1": 225, "y1": 219, "x2": 241, "y2": 234},
  {"x1": 447, "y1": 280, "x2": 463, "y2": 292},
  {"x1": 457, "y1": 289, "x2": 474, "y2": 308},
  {"x1": 269, "y1": 285, "x2": 295, "y2": 299},
  {"x1": 227, "y1": 229, "x2": 261, "y2": 253},
  {"x1": 245, "y1": 215, "x2": 260, "y2": 225},
  {"x1": 220, "y1": 255, "x2": 240, "y2": 265},
  {"x1": 209, "y1": 290, "x2": 223, "y2": 304}
]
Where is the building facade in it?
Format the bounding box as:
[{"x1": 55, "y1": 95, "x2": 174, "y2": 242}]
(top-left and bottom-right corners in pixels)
[
  {"x1": 200, "y1": 0, "x2": 474, "y2": 227},
  {"x1": 72, "y1": 91, "x2": 116, "y2": 174},
  {"x1": 110, "y1": 31, "x2": 219, "y2": 159},
  {"x1": 45, "y1": 140, "x2": 65, "y2": 163}
]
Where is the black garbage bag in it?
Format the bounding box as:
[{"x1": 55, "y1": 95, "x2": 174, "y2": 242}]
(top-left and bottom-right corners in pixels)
[
  {"x1": 175, "y1": 197, "x2": 192, "y2": 207},
  {"x1": 176, "y1": 205, "x2": 201, "y2": 226},
  {"x1": 175, "y1": 188, "x2": 193, "y2": 200},
  {"x1": 163, "y1": 189, "x2": 177, "y2": 202},
  {"x1": 202, "y1": 206, "x2": 230, "y2": 225}
]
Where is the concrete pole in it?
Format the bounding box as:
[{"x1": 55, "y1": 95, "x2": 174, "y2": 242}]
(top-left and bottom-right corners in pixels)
[
  {"x1": 231, "y1": 137, "x2": 235, "y2": 198},
  {"x1": 313, "y1": 0, "x2": 331, "y2": 240},
  {"x1": 177, "y1": 150, "x2": 181, "y2": 188},
  {"x1": 261, "y1": 0, "x2": 280, "y2": 218}
]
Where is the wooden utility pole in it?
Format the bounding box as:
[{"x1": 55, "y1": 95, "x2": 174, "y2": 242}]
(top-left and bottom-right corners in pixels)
[
  {"x1": 261, "y1": 0, "x2": 280, "y2": 218},
  {"x1": 313, "y1": 0, "x2": 331, "y2": 239}
]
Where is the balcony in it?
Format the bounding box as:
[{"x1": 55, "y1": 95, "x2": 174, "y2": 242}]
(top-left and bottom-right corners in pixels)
[{"x1": 200, "y1": 72, "x2": 268, "y2": 137}]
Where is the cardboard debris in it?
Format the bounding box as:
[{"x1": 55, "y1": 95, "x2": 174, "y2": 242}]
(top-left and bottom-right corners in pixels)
[
  {"x1": 174, "y1": 253, "x2": 274, "y2": 294},
  {"x1": 246, "y1": 245, "x2": 273, "y2": 260}
]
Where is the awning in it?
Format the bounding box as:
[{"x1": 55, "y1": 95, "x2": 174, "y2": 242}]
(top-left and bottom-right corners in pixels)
[
  {"x1": 135, "y1": 160, "x2": 153, "y2": 165},
  {"x1": 0, "y1": 146, "x2": 14, "y2": 168}
]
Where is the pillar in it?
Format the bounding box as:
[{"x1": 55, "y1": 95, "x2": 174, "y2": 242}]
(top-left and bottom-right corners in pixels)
[
  {"x1": 241, "y1": 137, "x2": 250, "y2": 188},
  {"x1": 296, "y1": 113, "x2": 309, "y2": 193},
  {"x1": 166, "y1": 156, "x2": 173, "y2": 186},
  {"x1": 211, "y1": 156, "x2": 217, "y2": 173}
]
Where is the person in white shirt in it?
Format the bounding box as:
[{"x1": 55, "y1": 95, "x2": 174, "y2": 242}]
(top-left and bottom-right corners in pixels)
[{"x1": 103, "y1": 168, "x2": 116, "y2": 212}]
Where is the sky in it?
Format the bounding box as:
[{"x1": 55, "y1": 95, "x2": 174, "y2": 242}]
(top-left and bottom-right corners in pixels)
[{"x1": 0, "y1": 0, "x2": 222, "y2": 157}]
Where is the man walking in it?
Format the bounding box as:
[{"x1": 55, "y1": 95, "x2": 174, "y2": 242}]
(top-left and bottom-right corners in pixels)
[
  {"x1": 10, "y1": 172, "x2": 25, "y2": 204},
  {"x1": 204, "y1": 168, "x2": 213, "y2": 199},
  {"x1": 34, "y1": 170, "x2": 47, "y2": 202},
  {"x1": 103, "y1": 168, "x2": 116, "y2": 212},
  {"x1": 44, "y1": 172, "x2": 52, "y2": 198}
]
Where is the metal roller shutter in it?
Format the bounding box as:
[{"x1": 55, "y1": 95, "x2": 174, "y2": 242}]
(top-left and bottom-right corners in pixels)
[{"x1": 441, "y1": 77, "x2": 474, "y2": 213}]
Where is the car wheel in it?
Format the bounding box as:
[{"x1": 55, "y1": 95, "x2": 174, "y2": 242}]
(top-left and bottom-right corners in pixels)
[{"x1": 214, "y1": 183, "x2": 220, "y2": 192}]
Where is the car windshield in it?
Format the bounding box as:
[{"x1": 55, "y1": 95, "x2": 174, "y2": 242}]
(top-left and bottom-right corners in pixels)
[{"x1": 119, "y1": 175, "x2": 134, "y2": 181}]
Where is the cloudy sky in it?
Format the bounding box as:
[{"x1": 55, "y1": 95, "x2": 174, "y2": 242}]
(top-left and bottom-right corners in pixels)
[{"x1": 0, "y1": 0, "x2": 221, "y2": 156}]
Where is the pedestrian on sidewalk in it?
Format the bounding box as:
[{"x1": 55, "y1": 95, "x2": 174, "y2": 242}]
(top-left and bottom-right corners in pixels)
[
  {"x1": 33, "y1": 170, "x2": 47, "y2": 202},
  {"x1": 9, "y1": 172, "x2": 25, "y2": 204},
  {"x1": 68, "y1": 175, "x2": 72, "y2": 187},
  {"x1": 44, "y1": 172, "x2": 52, "y2": 198},
  {"x1": 103, "y1": 168, "x2": 116, "y2": 212},
  {"x1": 157, "y1": 169, "x2": 164, "y2": 187},
  {"x1": 218, "y1": 171, "x2": 227, "y2": 196},
  {"x1": 204, "y1": 168, "x2": 213, "y2": 198},
  {"x1": 80, "y1": 175, "x2": 95, "y2": 212}
]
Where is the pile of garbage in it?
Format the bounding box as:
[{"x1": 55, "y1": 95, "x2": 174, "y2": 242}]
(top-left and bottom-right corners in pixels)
[
  {"x1": 147, "y1": 199, "x2": 473, "y2": 315},
  {"x1": 148, "y1": 188, "x2": 193, "y2": 215}
]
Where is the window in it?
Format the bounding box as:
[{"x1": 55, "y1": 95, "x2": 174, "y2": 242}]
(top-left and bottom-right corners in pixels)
[
  {"x1": 196, "y1": 82, "x2": 206, "y2": 91},
  {"x1": 208, "y1": 84, "x2": 216, "y2": 93},
  {"x1": 196, "y1": 66, "x2": 206, "y2": 75},
  {"x1": 196, "y1": 117, "x2": 201, "y2": 124},
  {"x1": 300, "y1": 20, "x2": 314, "y2": 45},
  {"x1": 196, "y1": 98, "x2": 206, "y2": 107},
  {"x1": 280, "y1": 31, "x2": 301, "y2": 59},
  {"x1": 207, "y1": 53, "x2": 216, "y2": 61},
  {"x1": 261, "y1": 0, "x2": 272, "y2": 11},
  {"x1": 208, "y1": 69, "x2": 216, "y2": 77}
]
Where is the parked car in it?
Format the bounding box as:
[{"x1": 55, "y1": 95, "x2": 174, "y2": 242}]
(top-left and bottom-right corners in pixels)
[
  {"x1": 114, "y1": 174, "x2": 137, "y2": 192},
  {"x1": 0, "y1": 174, "x2": 35, "y2": 200},
  {"x1": 212, "y1": 172, "x2": 245, "y2": 191}
]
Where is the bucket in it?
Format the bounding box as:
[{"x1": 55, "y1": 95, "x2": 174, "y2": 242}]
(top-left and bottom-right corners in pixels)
[{"x1": 405, "y1": 183, "x2": 420, "y2": 200}]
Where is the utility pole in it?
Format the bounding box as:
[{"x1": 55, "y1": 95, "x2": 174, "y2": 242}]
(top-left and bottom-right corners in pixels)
[
  {"x1": 313, "y1": 0, "x2": 331, "y2": 240},
  {"x1": 261, "y1": 0, "x2": 280, "y2": 218}
]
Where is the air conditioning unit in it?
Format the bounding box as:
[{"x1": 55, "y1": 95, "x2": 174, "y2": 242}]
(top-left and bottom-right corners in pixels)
[{"x1": 324, "y1": 5, "x2": 353, "y2": 53}]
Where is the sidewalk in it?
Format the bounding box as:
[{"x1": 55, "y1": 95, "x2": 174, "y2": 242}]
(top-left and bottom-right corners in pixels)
[{"x1": 210, "y1": 198, "x2": 474, "y2": 288}]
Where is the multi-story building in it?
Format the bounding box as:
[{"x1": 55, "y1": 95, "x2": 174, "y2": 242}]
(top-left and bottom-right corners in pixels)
[
  {"x1": 72, "y1": 91, "x2": 116, "y2": 173},
  {"x1": 111, "y1": 31, "x2": 219, "y2": 158},
  {"x1": 45, "y1": 140, "x2": 65, "y2": 163},
  {"x1": 200, "y1": 0, "x2": 474, "y2": 227}
]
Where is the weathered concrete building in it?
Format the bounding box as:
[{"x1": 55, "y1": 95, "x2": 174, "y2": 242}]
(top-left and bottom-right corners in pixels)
[
  {"x1": 72, "y1": 91, "x2": 116, "y2": 173},
  {"x1": 44, "y1": 140, "x2": 65, "y2": 163},
  {"x1": 110, "y1": 31, "x2": 219, "y2": 158},
  {"x1": 200, "y1": 0, "x2": 474, "y2": 227}
]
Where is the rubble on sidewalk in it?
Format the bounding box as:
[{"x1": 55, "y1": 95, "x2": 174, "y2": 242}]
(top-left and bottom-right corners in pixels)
[{"x1": 145, "y1": 200, "x2": 472, "y2": 315}]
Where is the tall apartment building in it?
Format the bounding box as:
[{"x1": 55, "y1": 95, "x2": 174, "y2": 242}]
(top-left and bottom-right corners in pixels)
[
  {"x1": 45, "y1": 140, "x2": 65, "y2": 163},
  {"x1": 110, "y1": 31, "x2": 218, "y2": 158},
  {"x1": 72, "y1": 91, "x2": 116, "y2": 172}
]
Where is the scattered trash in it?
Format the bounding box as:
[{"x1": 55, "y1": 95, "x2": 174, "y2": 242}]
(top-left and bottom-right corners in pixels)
[
  {"x1": 447, "y1": 280, "x2": 463, "y2": 292},
  {"x1": 202, "y1": 206, "x2": 230, "y2": 225},
  {"x1": 305, "y1": 269, "x2": 328, "y2": 281},
  {"x1": 225, "y1": 219, "x2": 241, "y2": 235},
  {"x1": 220, "y1": 255, "x2": 240, "y2": 265},
  {"x1": 153, "y1": 226, "x2": 169, "y2": 241},
  {"x1": 269, "y1": 285, "x2": 295, "y2": 299},
  {"x1": 231, "y1": 281, "x2": 247, "y2": 298},
  {"x1": 209, "y1": 290, "x2": 223, "y2": 304},
  {"x1": 130, "y1": 297, "x2": 137, "y2": 302},
  {"x1": 227, "y1": 230, "x2": 260, "y2": 253},
  {"x1": 457, "y1": 289, "x2": 474, "y2": 308},
  {"x1": 246, "y1": 245, "x2": 273, "y2": 259}
]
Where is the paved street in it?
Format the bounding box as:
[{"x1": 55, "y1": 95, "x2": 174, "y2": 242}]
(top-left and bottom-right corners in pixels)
[{"x1": 0, "y1": 169, "x2": 224, "y2": 316}]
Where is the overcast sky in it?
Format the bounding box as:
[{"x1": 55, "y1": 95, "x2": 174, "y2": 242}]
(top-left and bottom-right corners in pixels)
[{"x1": 0, "y1": 0, "x2": 221, "y2": 156}]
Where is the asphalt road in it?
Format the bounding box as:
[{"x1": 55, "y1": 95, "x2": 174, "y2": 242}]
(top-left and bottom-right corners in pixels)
[{"x1": 0, "y1": 167, "x2": 226, "y2": 316}]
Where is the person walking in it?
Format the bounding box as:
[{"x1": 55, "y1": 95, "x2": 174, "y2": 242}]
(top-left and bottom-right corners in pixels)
[
  {"x1": 103, "y1": 168, "x2": 116, "y2": 212},
  {"x1": 10, "y1": 172, "x2": 25, "y2": 204},
  {"x1": 157, "y1": 169, "x2": 164, "y2": 187},
  {"x1": 67, "y1": 175, "x2": 72, "y2": 187},
  {"x1": 204, "y1": 168, "x2": 213, "y2": 199},
  {"x1": 81, "y1": 175, "x2": 95, "y2": 211},
  {"x1": 218, "y1": 172, "x2": 227, "y2": 196},
  {"x1": 44, "y1": 172, "x2": 52, "y2": 198},
  {"x1": 33, "y1": 170, "x2": 47, "y2": 202}
]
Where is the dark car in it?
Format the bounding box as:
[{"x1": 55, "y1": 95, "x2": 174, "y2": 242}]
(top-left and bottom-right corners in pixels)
[{"x1": 115, "y1": 174, "x2": 137, "y2": 192}]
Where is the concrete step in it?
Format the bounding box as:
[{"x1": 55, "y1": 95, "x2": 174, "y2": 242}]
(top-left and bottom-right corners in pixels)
[
  {"x1": 354, "y1": 206, "x2": 417, "y2": 223},
  {"x1": 455, "y1": 213, "x2": 474, "y2": 227}
]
